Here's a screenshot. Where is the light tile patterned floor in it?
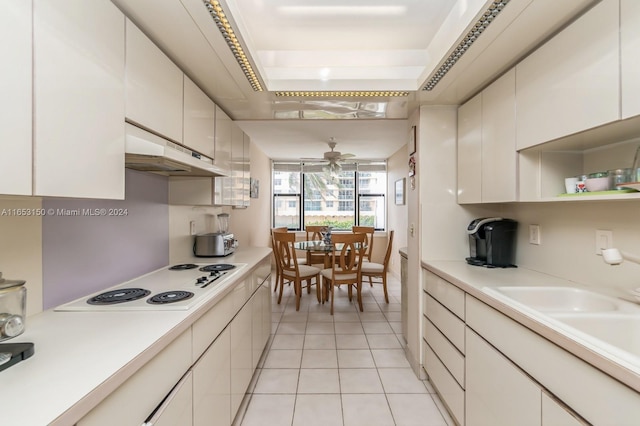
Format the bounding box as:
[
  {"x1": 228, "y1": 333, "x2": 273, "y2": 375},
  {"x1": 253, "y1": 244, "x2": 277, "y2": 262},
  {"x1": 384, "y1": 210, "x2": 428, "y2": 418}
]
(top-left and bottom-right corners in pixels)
[{"x1": 234, "y1": 274, "x2": 455, "y2": 426}]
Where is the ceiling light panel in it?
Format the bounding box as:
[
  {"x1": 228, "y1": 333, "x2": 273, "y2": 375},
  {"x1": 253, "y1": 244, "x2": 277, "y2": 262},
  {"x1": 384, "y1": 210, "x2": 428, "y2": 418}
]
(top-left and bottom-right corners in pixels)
[
  {"x1": 422, "y1": 0, "x2": 511, "y2": 91},
  {"x1": 202, "y1": 0, "x2": 264, "y2": 91}
]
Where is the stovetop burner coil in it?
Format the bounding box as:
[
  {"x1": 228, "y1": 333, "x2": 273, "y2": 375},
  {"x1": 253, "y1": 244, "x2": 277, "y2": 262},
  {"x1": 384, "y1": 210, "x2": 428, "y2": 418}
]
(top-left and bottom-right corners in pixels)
[
  {"x1": 169, "y1": 264, "x2": 199, "y2": 270},
  {"x1": 87, "y1": 288, "x2": 151, "y2": 305},
  {"x1": 147, "y1": 291, "x2": 194, "y2": 305},
  {"x1": 199, "y1": 264, "x2": 235, "y2": 272}
]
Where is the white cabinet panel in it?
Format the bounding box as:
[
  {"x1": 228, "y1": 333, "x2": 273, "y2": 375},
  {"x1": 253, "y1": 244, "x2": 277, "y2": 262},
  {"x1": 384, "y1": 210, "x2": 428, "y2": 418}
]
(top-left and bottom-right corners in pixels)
[
  {"x1": 542, "y1": 392, "x2": 588, "y2": 426},
  {"x1": 423, "y1": 270, "x2": 465, "y2": 320},
  {"x1": 193, "y1": 328, "x2": 231, "y2": 426},
  {"x1": 125, "y1": 19, "x2": 183, "y2": 143},
  {"x1": 621, "y1": 0, "x2": 640, "y2": 119},
  {"x1": 515, "y1": 0, "x2": 619, "y2": 149},
  {"x1": 0, "y1": 0, "x2": 31, "y2": 195},
  {"x1": 457, "y1": 93, "x2": 482, "y2": 204},
  {"x1": 33, "y1": 0, "x2": 125, "y2": 199},
  {"x1": 230, "y1": 298, "x2": 252, "y2": 417},
  {"x1": 423, "y1": 341, "x2": 464, "y2": 425},
  {"x1": 466, "y1": 329, "x2": 541, "y2": 426},
  {"x1": 481, "y1": 69, "x2": 516, "y2": 202},
  {"x1": 147, "y1": 372, "x2": 193, "y2": 426},
  {"x1": 424, "y1": 293, "x2": 465, "y2": 353},
  {"x1": 184, "y1": 76, "x2": 215, "y2": 158},
  {"x1": 214, "y1": 105, "x2": 232, "y2": 173},
  {"x1": 78, "y1": 331, "x2": 192, "y2": 426}
]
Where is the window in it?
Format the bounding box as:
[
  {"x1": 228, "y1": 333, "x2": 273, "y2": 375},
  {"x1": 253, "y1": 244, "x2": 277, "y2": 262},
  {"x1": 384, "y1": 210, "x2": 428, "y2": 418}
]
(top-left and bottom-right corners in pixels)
[{"x1": 272, "y1": 161, "x2": 386, "y2": 231}]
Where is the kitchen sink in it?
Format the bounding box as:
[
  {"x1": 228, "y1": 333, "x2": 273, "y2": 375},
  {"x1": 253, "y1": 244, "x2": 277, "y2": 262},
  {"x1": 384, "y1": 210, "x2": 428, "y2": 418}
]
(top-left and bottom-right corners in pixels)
[
  {"x1": 485, "y1": 286, "x2": 626, "y2": 313},
  {"x1": 551, "y1": 314, "x2": 640, "y2": 358}
]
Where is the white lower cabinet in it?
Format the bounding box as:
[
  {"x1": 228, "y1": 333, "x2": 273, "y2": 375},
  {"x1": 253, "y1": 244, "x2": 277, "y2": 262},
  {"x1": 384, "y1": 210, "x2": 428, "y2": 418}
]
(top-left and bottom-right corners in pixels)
[
  {"x1": 466, "y1": 328, "x2": 541, "y2": 426},
  {"x1": 77, "y1": 330, "x2": 192, "y2": 426},
  {"x1": 230, "y1": 297, "x2": 253, "y2": 417},
  {"x1": 542, "y1": 392, "x2": 588, "y2": 426},
  {"x1": 78, "y1": 257, "x2": 271, "y2": 426},
  {"x1": 145, "y1": 371, "x2": 193, "y2": 426},
  {"x1": 193, "y1": 327, "x2": 231, "y2": 426}
]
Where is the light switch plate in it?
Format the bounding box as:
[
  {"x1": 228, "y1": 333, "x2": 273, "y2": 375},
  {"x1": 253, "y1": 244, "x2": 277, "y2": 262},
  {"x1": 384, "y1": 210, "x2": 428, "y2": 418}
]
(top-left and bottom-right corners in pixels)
[
  {"x1": 529, "y1": 225, "x2": 541, "y2": 245},
  {"x1": 595, "y1": 229, "x2": 613, "y2": 255},
  {"x1": 190, "y1": 221, "x2": 196, "y2": 236}
]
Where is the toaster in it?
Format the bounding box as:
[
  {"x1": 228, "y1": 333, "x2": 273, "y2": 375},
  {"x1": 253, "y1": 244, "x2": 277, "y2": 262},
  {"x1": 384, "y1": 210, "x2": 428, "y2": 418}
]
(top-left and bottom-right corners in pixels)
[{"x1": 193, "y1": 233, "x2": 237, "y2": 257}]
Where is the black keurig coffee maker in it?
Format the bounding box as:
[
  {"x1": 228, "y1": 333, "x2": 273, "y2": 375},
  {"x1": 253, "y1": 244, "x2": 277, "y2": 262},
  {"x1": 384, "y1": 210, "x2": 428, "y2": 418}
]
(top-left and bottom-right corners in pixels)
[{"x1": 466, "y1": 217, "x2": 518, "y2": 268}]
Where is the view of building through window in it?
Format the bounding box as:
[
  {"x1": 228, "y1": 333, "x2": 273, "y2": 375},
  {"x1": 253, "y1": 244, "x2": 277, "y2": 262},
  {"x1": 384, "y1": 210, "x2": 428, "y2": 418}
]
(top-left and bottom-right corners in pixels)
[{"x1": 273, "y1": 162, "x2": 386, "y2": 231}]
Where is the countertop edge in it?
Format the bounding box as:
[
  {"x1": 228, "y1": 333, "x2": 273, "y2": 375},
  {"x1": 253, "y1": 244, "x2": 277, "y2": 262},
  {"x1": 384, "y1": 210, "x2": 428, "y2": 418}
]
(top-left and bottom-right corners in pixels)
[{"x1": 421, "y1": 259, "x2": 640, "y2": 393}]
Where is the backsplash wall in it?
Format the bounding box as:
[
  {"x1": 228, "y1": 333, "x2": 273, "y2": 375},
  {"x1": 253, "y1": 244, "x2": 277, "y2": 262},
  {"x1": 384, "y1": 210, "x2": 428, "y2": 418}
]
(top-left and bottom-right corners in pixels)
[
  {"x1": 504, "y1": 200, "x2": 640, "y2": 293},
  {"x1": 42, "y1": 169, "x2": 169, "y2": 309}
]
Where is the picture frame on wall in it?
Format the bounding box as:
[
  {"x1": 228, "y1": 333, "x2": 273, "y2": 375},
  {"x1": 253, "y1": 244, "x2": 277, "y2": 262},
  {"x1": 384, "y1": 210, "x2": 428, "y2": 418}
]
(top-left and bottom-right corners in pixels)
[
  {"x1": 409, "y1": 125, "x2": 416, "y2": 155},
  {"x1": 250, "y1": 178, "x2": 259, "y2": 199},
  {"x1": 395, "y1": 178, "x2": 405, "y2": 205}
]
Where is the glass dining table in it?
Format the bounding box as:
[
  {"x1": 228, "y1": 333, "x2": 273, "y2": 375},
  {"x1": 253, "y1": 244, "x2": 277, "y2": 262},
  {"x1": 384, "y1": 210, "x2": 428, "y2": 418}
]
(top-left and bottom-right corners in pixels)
[{"x1": 293, "y1": 240, "x2": 366, "y2": 268}]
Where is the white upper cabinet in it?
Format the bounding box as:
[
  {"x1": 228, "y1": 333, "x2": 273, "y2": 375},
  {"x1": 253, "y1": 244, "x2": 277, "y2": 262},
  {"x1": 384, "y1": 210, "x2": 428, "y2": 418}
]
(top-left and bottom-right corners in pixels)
[
  {"x1": 183, "y1": 76, "x2": 215, "y2": 159},
  {"x1": 214, "y1": 106, "x2": 232, "y2": 174},
  {"x1": 621, "y1": 0, "x2": 640, "y2": 119},
  {"x1": 515, "y1": 0, "x2": 620, "y2": 150},
  {"x1": 0, "y1": 0, "x2": 32, "y2": 195},
  {"x1": 482, "y1": 69, "x2": 517, "y2": 202},
  {"x1": 457, "y1": 93, "x2": 482, "y2": 204},
  {"x1": 125, "y1": 19, "x2": 183, "y2": 143},
  {"x1": 457, "y1": 69, "x2": 517, "y2": 204},
  {"x1": 33, "y1": 0, "x2": 125, "y2": 199}
]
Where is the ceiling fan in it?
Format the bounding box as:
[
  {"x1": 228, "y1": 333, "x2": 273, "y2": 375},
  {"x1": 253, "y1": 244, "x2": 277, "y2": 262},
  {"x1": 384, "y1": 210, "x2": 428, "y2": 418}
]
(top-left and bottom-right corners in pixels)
[{"x1": 302, "y1": 138, "x2": 355, "y2": 173}]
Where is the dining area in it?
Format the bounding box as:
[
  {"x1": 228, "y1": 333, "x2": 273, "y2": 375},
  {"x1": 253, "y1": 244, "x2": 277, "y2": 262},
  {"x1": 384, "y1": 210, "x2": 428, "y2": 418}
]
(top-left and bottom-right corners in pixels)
[{"x1": 270, "y1": 226, "x2": 395, "y2": 315}]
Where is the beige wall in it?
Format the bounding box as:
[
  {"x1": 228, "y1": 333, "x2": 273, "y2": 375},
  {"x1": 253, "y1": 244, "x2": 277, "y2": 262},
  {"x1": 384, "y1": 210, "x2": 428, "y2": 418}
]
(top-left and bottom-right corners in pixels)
[
  {"x1": 0, "y1": 197, "x2": 43, "y2": 316},
  {"x1": 386, "y1": 144, "x2": 409, "y2": 277}
]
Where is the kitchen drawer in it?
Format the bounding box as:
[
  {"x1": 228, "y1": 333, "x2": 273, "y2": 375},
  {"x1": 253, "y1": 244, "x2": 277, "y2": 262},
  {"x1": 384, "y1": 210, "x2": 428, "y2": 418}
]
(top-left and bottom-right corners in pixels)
[
  {"x1": 424, "y1": 340, "x2": 464, "y2": 425},
  {"x1": 192, "y1": 293, "x2": 234, "y2": 361},
  {"x1": 78, "y1": 330, "x2": 192, "y2": 426},
  {"x1": 466, "y1": 295, "x2": 640, "y2": 425},
  {"x1": 423, "y1": 315, "x2": 464, "y2": 387},
  {"x1": 424, "y1": 292, "x2": 465, "y2": 353},
  {"x1": 423, "y1": 270, "x2": 464, "y2": 320}
]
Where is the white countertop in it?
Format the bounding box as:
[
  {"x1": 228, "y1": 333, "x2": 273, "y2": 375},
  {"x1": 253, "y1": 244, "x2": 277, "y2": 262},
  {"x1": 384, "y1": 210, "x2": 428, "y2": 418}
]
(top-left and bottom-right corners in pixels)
[
  {"x1": 0, "y1": 247, "x2": 271, "y2": 426},
  {"x1": 422, "y1": 260, "x2": 640, "y2": 393}
]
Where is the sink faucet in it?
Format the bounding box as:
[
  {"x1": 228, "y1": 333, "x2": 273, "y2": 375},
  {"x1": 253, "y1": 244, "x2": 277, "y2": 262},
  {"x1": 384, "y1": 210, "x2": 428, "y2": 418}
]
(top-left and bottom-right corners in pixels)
[{"x1": 602, "y1": 248, "x2": 640, "y2": 266}]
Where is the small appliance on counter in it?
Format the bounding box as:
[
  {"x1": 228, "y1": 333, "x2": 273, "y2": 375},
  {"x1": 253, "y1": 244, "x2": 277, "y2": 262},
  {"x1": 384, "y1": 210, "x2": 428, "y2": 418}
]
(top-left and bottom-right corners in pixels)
[
  {"x1": 466, "y1": 217, "x2": 518, "y2": 268},
  {"x1": 193, "y1": 233, "x2": 238, "y2": 257},
  {"x1": 0, "y1": 272, "x2": 34, "y2": 371},
  {"x1": 193, "y1": 213, "x2": 238, "y2": 257}
]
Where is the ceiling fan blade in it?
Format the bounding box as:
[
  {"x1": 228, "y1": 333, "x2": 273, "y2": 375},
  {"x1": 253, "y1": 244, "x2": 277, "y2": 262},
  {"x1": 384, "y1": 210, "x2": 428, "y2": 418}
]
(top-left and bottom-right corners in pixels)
[{"x1": 339, "y1": 153, "x2": 355, "y2": 159}]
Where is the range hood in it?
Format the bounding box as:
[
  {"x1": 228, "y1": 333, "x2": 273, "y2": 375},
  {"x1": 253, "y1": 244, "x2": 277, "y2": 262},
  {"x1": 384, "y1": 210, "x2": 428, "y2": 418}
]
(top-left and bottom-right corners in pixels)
[{"x1": 125, "y1": 123, "x2": 228, "y2": 177}]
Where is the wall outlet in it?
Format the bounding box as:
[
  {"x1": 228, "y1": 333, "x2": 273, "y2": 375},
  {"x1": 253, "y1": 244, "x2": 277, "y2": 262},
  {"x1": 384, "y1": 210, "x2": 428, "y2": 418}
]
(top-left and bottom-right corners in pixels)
[
  {"x1": 529, "y1": 224, "x2": 541, "y2": 245},
  {"x1": 190, "y1": 220, "x2": 196, "y2": 236},
  {"x1": 595, "y1": 229, "x2": 613, "y2": 255}
]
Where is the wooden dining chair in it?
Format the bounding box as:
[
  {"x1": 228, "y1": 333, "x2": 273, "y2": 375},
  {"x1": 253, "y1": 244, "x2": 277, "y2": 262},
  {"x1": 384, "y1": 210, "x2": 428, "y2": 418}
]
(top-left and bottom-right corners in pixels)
[
  {"x1": 320, "y1": 232, "x2": 367, "y2": 315},
  {"x1": 305, "y1": 225, "x2": 328, "y2": 266},
  {"x1": 270, "y1": 227, "x2": 288, "y2": 293},
  {"x1": 352, "y1": 225, "x2": 375, "y2": 263},
  {"x1": 273, "y1": 231, "x2": 321, "y2": 310},
  {"x1": 361, "y1": 230, "x2": 394, "y2": 303}
]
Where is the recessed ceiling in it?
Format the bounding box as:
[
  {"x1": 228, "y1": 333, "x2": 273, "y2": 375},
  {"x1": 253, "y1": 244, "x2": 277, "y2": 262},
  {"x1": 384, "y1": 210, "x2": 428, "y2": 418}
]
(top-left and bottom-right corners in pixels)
[{"x1": 221, "y1": 0, "x2": 486, "y2": 92}]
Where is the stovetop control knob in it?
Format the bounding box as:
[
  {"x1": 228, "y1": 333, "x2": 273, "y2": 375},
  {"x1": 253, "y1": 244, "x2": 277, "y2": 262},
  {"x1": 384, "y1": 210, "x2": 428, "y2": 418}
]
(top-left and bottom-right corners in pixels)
[{"x1": 196, "y1": 276, "x2": 208, "y2": 284}]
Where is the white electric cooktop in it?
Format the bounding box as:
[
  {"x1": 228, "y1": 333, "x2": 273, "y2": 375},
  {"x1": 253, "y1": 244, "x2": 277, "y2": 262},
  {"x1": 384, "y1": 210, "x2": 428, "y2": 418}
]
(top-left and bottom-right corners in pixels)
[{"x1": 54, "y1": 263, "x2": 247, "y2": 312}]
